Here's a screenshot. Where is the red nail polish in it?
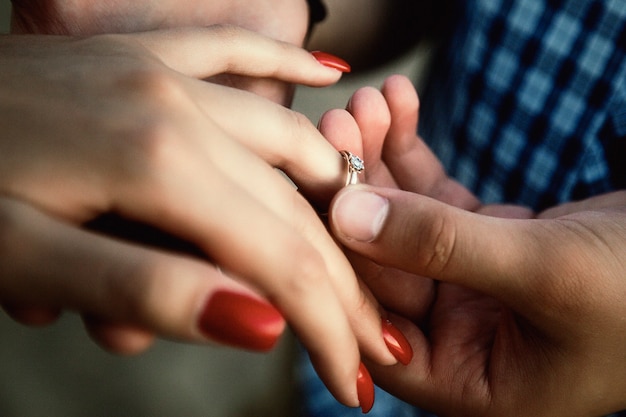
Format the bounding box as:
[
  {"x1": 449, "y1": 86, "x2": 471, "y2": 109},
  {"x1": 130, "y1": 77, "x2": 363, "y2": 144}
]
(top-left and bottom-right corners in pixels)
[
  {"x1": 357, "y1": 363, "x2": 375, "y2": 414},
  {"x1": 311, "y1": 51, "x2": 351, "y2": 73},
  {"x1": 382, "y1": 319, "x2": 413, "y2": 366},
  {"x1": 198, "y1": 290, "x2": 285, "y2": 352}
]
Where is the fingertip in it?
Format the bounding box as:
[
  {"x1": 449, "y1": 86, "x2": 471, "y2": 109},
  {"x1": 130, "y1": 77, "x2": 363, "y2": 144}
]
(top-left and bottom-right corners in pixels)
[
  {"x1": 331, "y1": 187, "x2": 389, "y2": 243},
  {"x1": 318, "y1": 109, "x2": 363, "y2": 154},
  {"x1": 381, "y1": 74, "x2": 420, "y2": 130},
  {"x1": 357, "y1": 363, "x2": 375, "y2": 413},
  {"x1": 311, "y1": 51, "x2": 352, "y2": 73},
  {"x1": 382, "y1": 318, "x2": 414, "y2": 366},
  {"x1": 2, "y1": 304, "x2": 62, "y2": 327},
  {"x1": 197, "y1": 290, "x2": 285, "y2": 352},
  {"x1": 347, "y1": 86, "x2": 391, "y2": 126},
  {"x1": 382, "y1": 74, "x2": 419, "y2": 103},
  {"x1": 83, "y1": 317, "x2": 156, "y2": 356},
  {"x1": 135, "y1": 26, "x2": 345, "y2": 86},
  {"x1": 307, "y1": 349, "x2": 361, "y2": 409}
]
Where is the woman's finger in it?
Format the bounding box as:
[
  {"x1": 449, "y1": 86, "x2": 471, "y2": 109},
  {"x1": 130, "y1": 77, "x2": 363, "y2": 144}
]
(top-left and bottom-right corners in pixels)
[
  {"x1": 131, "y1": 25, "x2": 347, "y2": 86},
  {"x1": 1, "y1": 304, "x2": 62, "y2": 326},
  {"x1": 82, "y1": 316, "x2": 157, "y2": 356},
  {"x1": 0, "y1": 197, "x2": 286, "y2": 351},
  {"x1": 344, "y1": 86, "x2": 396, "y2": 188},
  {"x1": 0, "y1": 31, "x2": 389, "y2": 409},
  {"x1": 186, "y1": 80, "x2": 349, "y2": 207},
  {"x1": 318, "y1": 109, "x2": 364, "y2": 155},
  {"x1": 317, "y1": 108, "x2": 434, "y2": 321},
  {"x1": 87, "y1": 114, "x2": 383, "y2": 407}
]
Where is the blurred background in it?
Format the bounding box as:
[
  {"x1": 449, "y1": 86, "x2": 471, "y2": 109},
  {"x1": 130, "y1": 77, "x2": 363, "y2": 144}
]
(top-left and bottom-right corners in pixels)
[{"x1": 0, "y1": 2, "x2": 429, "y2": 415}]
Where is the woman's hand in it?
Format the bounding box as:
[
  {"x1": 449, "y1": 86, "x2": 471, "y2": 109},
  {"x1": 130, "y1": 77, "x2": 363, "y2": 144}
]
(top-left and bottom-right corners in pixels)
[
  {"x1": 10, "y1": 0, "x2": 309, "y2": 40},
  {"x1": 10, "y1": 0, "x2": 311, "y2": 105},
  {"x1": 324, "y1": 75, "x2": 626, "y2": 416},
  {"x1": 0, "y1": 28, "x2": 401, "y2": 410}
]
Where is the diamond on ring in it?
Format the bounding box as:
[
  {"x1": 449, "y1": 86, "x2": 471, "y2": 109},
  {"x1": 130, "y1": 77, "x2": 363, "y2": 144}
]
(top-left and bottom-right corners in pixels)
[{"x1": 340, "y1": 150, "x2": 364, "y2": 186}]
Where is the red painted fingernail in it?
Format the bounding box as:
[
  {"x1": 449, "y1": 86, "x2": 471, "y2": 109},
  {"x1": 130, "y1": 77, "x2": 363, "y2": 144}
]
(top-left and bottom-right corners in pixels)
[
  {"x1": 357, "y1": 362, "x2": 375, "y2": 414},
  {"x1": 198, "y1": 290, "x2": 285, "y2": 352},
  {"x1": 311, "y1": 51, "x2": 351, "y2": 73},
  {"x1": 382, "y1": 319, "x2": 413, "y2": 366}
]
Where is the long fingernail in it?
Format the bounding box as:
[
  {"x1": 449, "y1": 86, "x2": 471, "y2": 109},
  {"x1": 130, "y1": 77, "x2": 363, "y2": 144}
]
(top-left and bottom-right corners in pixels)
[
  {"x1": 357, "y1": 363, "x2": 375, "y2": 413},
  {"x1": 198, "y1": 290, "x2": 285, "y2": 352},
  {"x1": 382, "y1": 319, "x2": 413, "y2": 366},
  {"x1": 333, "y1": 189, "x2": 389, "y2": 242},
  {"x1": 311, "y1": 51, "x2": 352, "y2": 73}
]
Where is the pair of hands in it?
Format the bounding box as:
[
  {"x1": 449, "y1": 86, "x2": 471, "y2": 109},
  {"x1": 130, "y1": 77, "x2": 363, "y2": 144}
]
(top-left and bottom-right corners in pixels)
[
  {"x1": 9, "y1": 2, "x2": 626, "y2": 415},
  {"x1": 323, "y1": 75, "x2": 626, "y2": 416},
  {"x1": 1, "y1": 1, "x2": 409, "y2": 410}
]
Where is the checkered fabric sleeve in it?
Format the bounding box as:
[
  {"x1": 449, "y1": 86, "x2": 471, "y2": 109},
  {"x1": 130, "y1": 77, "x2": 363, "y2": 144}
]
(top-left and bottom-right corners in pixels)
[{"x1": 420, "y1": 0, "x2": 626, "y2": 211}]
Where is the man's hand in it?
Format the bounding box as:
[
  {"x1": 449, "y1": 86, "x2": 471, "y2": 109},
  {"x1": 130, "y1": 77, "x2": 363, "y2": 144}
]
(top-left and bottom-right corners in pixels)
[{"x1": 321, "y1": 74, "x2": 626, "y2": 416}]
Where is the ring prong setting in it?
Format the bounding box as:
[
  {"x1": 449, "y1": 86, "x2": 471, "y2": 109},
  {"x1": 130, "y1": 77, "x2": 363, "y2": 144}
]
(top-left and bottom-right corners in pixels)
[{"x1": 340, "y1": 150, "x2": 364, "y2": 185}]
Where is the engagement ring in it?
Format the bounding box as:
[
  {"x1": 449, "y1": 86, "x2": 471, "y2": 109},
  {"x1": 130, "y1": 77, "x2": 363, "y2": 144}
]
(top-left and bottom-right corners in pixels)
[{"x1": 340, "y1": 150, "x2": 364, "y2": 186}]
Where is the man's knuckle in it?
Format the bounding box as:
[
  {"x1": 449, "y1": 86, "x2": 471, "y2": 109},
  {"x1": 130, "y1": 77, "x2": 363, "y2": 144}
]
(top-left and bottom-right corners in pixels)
[{"x1": 417, "y1": 213, "x2": 457, "y2": 275}]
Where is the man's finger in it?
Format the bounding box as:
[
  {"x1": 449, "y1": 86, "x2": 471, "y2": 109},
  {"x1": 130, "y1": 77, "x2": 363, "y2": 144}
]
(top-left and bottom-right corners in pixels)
[
  {"x1": 328, "y1": 186, "x2": 549, "y2": 309},
  {"x1": 381, "y1": 75, "x2": 480, "y2": 210}
]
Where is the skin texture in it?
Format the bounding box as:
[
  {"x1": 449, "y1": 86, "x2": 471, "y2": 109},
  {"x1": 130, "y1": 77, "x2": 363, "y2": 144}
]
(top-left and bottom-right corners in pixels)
[
  {"x1": 0, "y1": 28, "x2": 405, "y2": 409},
  {"x1": 10, "y1": 0, "x2": 311, "y2": 105},
  {"x1": 322, "y1": 75, "x2": 626, "y2": 416}
]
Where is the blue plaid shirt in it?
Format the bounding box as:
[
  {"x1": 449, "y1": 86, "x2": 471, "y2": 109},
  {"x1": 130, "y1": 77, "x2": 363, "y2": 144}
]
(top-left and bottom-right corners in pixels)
[
  {"x1": 421, "y1": 0, "x2": 626, "y2": 211},
  {"x1": 300, "y1": 0, "x2": 626, "y2": 415}
]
